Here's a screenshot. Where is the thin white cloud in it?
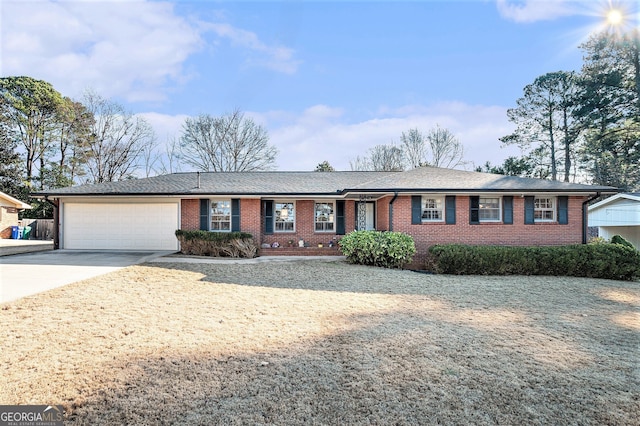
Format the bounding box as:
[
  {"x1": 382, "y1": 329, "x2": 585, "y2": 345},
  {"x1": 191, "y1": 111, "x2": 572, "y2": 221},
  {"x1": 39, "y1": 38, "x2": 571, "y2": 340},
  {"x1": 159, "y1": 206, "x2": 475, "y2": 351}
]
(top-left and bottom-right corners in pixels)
[
  {"x1": 496, "y1": 0, "x2": 580, "y2": 23},
  {"x1": 143, "y1": 103, "x2": 520, "y2": 173},
  {"x1": 138, "y1": 112, "x2": 189, "y2": 142},
  {"x1": 1, "y1": 0, "x2": 203, "y2": 102},
  {"x1": 259, "y1": 103, "x2": 520, "y2": 171},
  {"x1": 204, "y1": 23, "x2": 301, "y2": 74}
]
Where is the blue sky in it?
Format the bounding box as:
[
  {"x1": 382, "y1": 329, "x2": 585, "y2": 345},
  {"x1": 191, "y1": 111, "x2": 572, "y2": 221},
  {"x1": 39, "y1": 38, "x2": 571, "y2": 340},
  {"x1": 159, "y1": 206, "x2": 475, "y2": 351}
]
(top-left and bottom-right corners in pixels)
[{"x1": 2, "y1": 0, "x2": 638, "y2": 172}]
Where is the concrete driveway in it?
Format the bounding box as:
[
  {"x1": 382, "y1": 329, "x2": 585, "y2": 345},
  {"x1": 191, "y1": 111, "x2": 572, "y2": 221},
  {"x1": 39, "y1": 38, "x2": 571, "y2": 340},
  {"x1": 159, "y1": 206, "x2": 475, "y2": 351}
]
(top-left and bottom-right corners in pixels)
[{"x1": 0, "y1": 250, "x2": 172, "y2": 303}]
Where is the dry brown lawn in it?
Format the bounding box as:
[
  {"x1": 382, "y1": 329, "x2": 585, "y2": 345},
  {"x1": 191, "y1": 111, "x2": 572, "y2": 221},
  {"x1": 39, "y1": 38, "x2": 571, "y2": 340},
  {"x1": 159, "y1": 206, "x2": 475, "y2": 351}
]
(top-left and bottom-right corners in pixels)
[{"x1": 1, "y1": 259, "x2": 639, "y2": 425}]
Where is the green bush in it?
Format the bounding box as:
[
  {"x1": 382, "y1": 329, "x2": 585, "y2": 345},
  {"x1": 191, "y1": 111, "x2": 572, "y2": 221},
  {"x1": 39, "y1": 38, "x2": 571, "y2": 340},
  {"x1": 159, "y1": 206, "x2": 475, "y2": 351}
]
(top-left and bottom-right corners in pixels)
[
  {"x1": 175, "y1": 230, "x2": 257, "y2": 258},
  {"x1": 338, "y1": 230, "x2": 416, "y2": 268},
  {"x1": 611, "y1": 234, "x2": 635, "y2": 249},
  {"x1": 428, "y1": 244, "x2": 640, "y2": 281}
]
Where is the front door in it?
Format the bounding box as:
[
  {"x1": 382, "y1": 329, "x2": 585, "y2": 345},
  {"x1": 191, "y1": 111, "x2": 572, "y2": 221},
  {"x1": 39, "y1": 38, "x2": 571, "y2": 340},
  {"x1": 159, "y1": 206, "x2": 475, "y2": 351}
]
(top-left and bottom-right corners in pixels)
[{"x1": 356, "y1": 202, "x2": 375, "y2": 231}]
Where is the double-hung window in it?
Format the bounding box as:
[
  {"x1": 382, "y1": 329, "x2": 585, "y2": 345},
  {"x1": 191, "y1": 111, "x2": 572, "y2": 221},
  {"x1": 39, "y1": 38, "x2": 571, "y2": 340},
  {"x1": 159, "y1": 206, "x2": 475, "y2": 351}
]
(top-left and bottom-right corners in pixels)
[
  {"x1": 275, "y1": 201, "x2": 295, "y2": 232},
  {"x1": 210, "y1": 199, "x2": 231, "y2": 231},
  {"x1": 534, "y1": 197, "x2": 556, "y2": 222},
  {"x1": 421, "y1": 196, "x2": 444, "y2": 222},
  {"x1": 479, "y1": 197, "x2": 501, "y2": 222},
  {"x1": 315, "y1": 202, "x2": 335, "y2": 232}
]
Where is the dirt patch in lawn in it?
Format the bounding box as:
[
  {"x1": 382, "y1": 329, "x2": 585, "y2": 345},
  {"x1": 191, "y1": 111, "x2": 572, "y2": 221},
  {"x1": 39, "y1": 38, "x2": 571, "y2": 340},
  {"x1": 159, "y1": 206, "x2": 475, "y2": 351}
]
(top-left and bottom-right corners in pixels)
[{"x1": 1, "y1": 260, "x2": 639, "y2": 425}]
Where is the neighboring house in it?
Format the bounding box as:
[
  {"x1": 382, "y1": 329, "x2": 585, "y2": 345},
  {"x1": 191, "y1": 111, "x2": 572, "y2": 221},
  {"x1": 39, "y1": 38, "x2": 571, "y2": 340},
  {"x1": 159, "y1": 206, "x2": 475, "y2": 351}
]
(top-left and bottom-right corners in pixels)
[
  {"x1": 588, "y1": 193, "x2": 640, "y2": 250},
  {"x1": 33, "y1": 167, "x2": 617, "y2": 259},
  {"x1": 0, "y1": 191, "x2": 32, "y2": 239}
]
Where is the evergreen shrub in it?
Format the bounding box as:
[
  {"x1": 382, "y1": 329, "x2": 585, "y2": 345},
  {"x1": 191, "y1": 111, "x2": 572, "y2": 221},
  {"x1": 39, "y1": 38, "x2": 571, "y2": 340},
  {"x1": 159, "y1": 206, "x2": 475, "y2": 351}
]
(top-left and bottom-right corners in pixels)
[
  {"x1": 339, "y1": 230, "x2": 416, "y2": 268},
  {"x1": 428, "y1": 244, "x2": 640, "y2": 281}
]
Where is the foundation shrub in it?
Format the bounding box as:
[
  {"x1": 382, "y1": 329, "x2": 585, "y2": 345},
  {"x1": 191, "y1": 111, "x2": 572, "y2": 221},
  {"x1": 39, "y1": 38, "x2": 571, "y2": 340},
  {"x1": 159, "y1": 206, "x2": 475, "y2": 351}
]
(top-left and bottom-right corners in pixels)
[
  {"x1": 175, "y1": 230, "x2": 257, "y2": 258},
  {"x1": 339, "y1": 230, "x2": 416, "y2": 268},
  {"x1": 610, "y1": 234, "x2": 635, "y2": 249},
  {"x1": 428, "y1": 244, "x2": 640, "y2": 281}
]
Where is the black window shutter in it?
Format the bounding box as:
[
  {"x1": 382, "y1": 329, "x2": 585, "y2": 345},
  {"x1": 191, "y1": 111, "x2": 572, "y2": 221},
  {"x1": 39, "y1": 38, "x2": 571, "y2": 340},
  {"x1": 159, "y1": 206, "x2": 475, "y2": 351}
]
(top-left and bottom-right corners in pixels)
[
  {"x1": 264, "y1": 200, "x2": 274, "y2": 234},
  {"x1": 445, "y1": 196, "x2": 456, "y2": 225},
  {"x1": 231, "y1": 199, "x2": 240, "y2": 232},
  {"x1": 524, "y1": 196, "x2": 535, "y2": 224},
  {"x1": 469, "y1": 196, "x2": 479, "y2": 224},
  {"x1": 199, "y1": 199, "x2": 210, "y2": 231},
  {"x1": 411, "y1": 196, "x2": 422, "y2": 224},
  {"x1": 503, "y1": 196, "x2": 513, "y2": 225},
  {"x1": 336, "y1": 200, "x2": 345, "y2": 235},
  {"x1": 558, "y1": 196, "x2": 568, "y2": 225}
]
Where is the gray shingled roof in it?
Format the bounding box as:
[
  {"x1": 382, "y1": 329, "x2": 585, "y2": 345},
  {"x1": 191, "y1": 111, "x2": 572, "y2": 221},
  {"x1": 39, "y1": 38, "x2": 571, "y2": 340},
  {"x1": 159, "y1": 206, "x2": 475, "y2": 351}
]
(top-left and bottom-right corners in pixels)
[
  {"x1": 33, "y1": 171, "x2": 396, "y2": 196},
  {"x1": 33, "y1": 167, "x2": 617, "y2": 197},
  {"x1": 349, "y1": 166, "x2": 618, "y2": 192}
]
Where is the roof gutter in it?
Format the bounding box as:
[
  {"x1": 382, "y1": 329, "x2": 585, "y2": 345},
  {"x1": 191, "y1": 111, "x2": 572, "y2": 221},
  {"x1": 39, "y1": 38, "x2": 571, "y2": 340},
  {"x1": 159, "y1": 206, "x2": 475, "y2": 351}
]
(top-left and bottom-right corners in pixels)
[
  {"x1": 388, "y1": 191, "x2": 399, "y2": 231},
  {"x1": 582, "y1": 192, "x2": 602, "y2": 244}
]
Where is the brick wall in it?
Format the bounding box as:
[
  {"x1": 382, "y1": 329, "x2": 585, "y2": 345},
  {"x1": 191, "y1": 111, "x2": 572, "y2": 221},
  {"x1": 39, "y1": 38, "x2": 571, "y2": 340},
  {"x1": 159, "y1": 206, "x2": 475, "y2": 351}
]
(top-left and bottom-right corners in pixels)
[
  {"x1": 261, "y1": 200, "x2": 340, "y2": 248},
  {"x1": 391, "y1": 195, "x2": 587, "y2": 263},
  {"x1": 377, "y1": 196, "x2": 391, "y2": 231},
  {"x1": 180, "y1": 199, "x2": 200, "y2": 230},
  {"x1": 240, "y1": 199, "x2": 262, "y2": 243},
  {"x1": 180, "y1": 195, "x2": 588, "y2": 259}
]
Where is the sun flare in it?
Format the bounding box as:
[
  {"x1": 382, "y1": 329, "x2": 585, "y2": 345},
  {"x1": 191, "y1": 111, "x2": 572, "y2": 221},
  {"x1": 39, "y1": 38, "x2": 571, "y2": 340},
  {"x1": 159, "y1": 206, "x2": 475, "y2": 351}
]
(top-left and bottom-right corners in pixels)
[{"x1": 606, "y1": 8, "x2": 624, "y2": 26}]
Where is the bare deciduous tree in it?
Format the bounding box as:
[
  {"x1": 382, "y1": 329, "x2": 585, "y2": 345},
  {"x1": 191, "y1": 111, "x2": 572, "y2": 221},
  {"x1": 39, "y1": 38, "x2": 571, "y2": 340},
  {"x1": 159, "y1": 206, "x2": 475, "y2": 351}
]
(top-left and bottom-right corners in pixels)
[
  {"x1": 141, "y1": 140, "x2": 161, "y2": 178},
  {"x1": 158, "y1": 136, "x2": 182, "y2": 175},
  {"x1": 349, "y1": 155, "x2": 371, "y2": 171},
  {"x1": 426, "y1": 125, "x2": 466, "y2": 168},
  {"x1": 350, "y1": 144, "x2": 404, "y2": 171},
  {"x1": 180, "y1": 109, "x2": 278, "y2": 172},
  {"x1": 82, "y1": 91, "x2": 155, "y2": 183},
  {"x1": 400, "y1": 128, "x2": 427, "y2": 168}
]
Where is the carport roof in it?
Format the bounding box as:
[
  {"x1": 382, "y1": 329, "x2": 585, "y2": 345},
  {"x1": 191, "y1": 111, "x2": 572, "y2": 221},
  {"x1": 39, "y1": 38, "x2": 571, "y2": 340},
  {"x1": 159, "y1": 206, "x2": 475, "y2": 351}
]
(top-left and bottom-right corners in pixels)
[{"x1": 33, "y1": 167, "x2": 618, "y2": 197}]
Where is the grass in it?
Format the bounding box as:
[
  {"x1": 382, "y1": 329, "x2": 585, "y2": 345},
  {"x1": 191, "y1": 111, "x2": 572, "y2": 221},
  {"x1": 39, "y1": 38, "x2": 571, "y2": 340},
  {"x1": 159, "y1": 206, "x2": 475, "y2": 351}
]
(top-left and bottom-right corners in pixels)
[{"x1": 1, "y1": 260, "x2": 638, "y2": 425}]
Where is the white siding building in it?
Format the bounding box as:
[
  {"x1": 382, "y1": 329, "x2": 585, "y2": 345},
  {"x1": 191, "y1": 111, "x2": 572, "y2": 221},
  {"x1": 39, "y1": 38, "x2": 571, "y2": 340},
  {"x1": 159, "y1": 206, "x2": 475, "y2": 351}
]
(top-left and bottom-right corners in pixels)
[{"x1": 589, "y1": 193, "x2": 640, "y2": 250}]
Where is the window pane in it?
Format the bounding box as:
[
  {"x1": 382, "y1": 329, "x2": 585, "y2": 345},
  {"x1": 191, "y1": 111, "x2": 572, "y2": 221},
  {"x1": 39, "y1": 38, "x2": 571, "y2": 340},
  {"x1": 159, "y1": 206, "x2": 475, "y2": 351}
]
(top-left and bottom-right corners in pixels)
[
  {"x1": 421, "y1": 197, "x2": 444, "y2": 222},
  {"x1": 275, "y1": 202, "x2": 295, "y2": 232},
  {"x1": 534, "y1": 197, "x2": 555, "y2": 221},
  {"x1": 210, "y1": 199, "x2": 231, "y2": 232},
  {"x1": 315, "y1": 202, "x2": 335, "y2": 232},
  {"x1": 479, "y1": 197, "x2": 500, "y2": 221}
]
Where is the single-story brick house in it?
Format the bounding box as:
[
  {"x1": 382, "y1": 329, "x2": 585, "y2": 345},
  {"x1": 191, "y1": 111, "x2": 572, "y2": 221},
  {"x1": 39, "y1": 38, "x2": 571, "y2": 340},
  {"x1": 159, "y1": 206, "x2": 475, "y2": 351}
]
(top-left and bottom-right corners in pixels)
[
  {"x1": 588, "y1": 193, "x2": 640, "y2": 250},
  {"x1": 0, "y1": 191, "x2": 32, "y2": 239},
  {"x1": 33, "y1": 167, "x2": 617, "y2": 256}
]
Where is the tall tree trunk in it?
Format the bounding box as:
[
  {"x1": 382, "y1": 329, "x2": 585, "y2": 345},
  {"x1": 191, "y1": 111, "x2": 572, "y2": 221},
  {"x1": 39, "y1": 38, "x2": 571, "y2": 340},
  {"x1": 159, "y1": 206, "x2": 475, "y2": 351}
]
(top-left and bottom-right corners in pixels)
[{"x1": 562, "y1": 108, "x2": 571, "y2": 182}]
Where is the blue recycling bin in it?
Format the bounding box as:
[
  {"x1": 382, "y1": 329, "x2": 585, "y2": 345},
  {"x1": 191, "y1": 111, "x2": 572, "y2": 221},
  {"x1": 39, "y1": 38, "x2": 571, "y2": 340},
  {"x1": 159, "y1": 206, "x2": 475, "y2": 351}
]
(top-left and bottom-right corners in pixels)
[
  {"x1": 17, "y1": 226, "x2": 24, "y2": 239},
  {"x1": 11, "y1": 226, "x2": 20, "y2": 239}
]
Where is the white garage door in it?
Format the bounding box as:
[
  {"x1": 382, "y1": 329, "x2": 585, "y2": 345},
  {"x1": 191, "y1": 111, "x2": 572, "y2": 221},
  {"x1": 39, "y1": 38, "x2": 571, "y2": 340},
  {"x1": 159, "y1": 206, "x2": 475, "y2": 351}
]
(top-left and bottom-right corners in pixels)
[{"x1": 63, "y1": 203, "x2": 179, "y2": 250}]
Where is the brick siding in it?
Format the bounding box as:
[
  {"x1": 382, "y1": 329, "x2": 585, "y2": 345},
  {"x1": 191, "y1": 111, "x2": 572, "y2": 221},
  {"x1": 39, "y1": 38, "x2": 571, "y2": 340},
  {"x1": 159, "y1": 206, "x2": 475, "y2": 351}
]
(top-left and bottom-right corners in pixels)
[
  {"x1": 180, "y1": 199, "x2": 200, "y2": 230},
  {"x1": 261, "y1": 200, "x2": 341, "y2": 249},
  {"x1": 180, "y1": 195, "x2": 588, "y2": 259},
  {"x1": 240, "y1": 199, "x2": 262, "y2": 243}
]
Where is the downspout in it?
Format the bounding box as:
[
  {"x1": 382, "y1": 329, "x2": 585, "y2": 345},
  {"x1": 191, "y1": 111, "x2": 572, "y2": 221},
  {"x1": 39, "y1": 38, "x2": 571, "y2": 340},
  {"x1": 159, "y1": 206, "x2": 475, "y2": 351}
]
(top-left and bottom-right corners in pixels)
[
  {"x1": 582, "y1": 192, "x2": 601, "y2": 244},
  {"x1": 44, "y1": 196, "x2": 59, "y2": 250},
  {"x1": 388, "y1": 191, "x2": 399, "y2": 231}
]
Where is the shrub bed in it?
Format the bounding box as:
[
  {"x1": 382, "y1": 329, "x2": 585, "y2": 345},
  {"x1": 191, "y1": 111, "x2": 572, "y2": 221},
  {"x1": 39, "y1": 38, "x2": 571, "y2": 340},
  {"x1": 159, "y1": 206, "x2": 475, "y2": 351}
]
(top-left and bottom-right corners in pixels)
[
  {"x1": 175, "y1": 230, "x2": 257, "y2": 258},
  {"x1": 428, "y1": 244, "x2": 640, "y2": 281},
  {"x1": 339, "y1": 230, "x2": 416, "y2": 268}
]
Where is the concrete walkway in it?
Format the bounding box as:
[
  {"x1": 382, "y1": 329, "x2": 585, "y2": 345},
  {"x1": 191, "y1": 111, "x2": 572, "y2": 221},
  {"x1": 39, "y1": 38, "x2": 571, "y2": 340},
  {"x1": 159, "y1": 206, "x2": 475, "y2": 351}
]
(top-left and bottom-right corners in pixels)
[
  {"x1": 150, "y1": 254, "x2": 346, "y2": 265},
  {"x1": 0, "y1": 239, "x2": 54, "y2": 256},
  {"x1": 0, "y1": 250, "x2": 171, "y2": 303}
]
